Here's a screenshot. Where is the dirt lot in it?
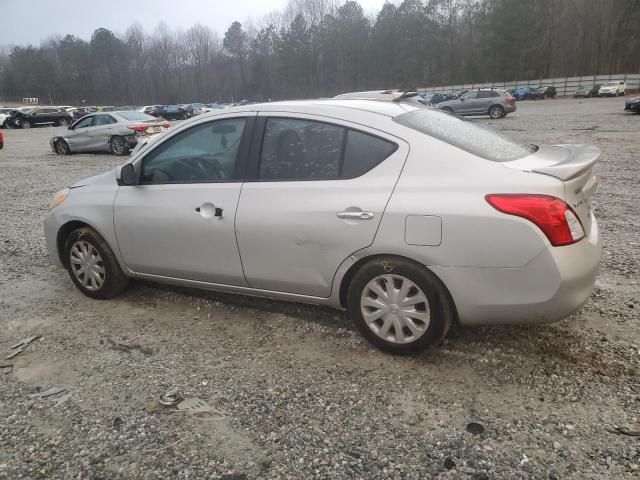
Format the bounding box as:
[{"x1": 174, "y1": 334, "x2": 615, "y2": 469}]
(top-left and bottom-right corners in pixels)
[{"x1": 0, "y1": 97, "x2": 638, "y2": 480}]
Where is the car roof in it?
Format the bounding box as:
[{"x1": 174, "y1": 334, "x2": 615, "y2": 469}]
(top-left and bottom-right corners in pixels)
[{"x1": 225, "y1": 99, "x2": 420, "y2": 118}]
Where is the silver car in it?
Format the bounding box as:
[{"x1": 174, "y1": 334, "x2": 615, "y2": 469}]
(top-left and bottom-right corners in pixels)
[
  {"x1": 437, "y1": 89, "x2": 517, "y2": 119},
  {"x1": 50, "y1": 111, "x2": 169, "y2": 156},
  {"x1": 44, "y1": 100, "x2": 601, "y2": 354}
]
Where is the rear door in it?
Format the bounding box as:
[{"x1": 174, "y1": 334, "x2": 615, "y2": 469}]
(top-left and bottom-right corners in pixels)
[
  {"x1": 235, "y1": 114, "x2": 408, "y2": 297},
  {"x1": 476, "y1": 91, "x2": 496, "y2": 113},
  {"x1": 87, "y1": 114, "x2": 117, "y2": 150}
]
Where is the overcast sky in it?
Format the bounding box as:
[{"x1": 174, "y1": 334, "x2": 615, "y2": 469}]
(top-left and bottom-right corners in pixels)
[{"x1": 2, "y1": 0, "x2": 389, "y2": 46}]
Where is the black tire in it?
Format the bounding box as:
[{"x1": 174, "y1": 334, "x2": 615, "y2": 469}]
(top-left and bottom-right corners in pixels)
[
  {"x1": 489, "y1": 104, "x2": 505, "y2": 119},
  {"x1": 20, "y1": 119, "x2": 31, "y2": 129},
  {"x1": 109, "y1": 135, "x2": 129, "y2": 156},
  {"x1": 64, "y1": 227, "x2": 129, "y2": 299},
  {"x1": 58, "y1": 118, "x2": 69, "y2": 127},
  {"x1": 347, "y1": 257, "x2": 455, "y2": 355},
  {"x1": 55, "y1": 138, "x2": 71, "y2": 155}
]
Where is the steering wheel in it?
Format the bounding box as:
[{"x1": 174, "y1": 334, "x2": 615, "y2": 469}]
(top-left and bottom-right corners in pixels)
[{"x1": 176, "y1": 156, "x2": 226, "y2": 180}]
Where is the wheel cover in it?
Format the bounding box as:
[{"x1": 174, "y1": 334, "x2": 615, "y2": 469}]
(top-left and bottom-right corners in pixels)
[
  {"x1": 490, "y1": 107, "x2": 502, "y2": 118},
  {"x1": 360, "y1": 274, "x2": 431, "y2": 344},
  {"x1": 111, "y1": 137, "x2": 125, "y2": 154},
  {"x1": 56, "y1": 140, "x2": 68, "y2": 154},
  {"x1": 70, "y1": 240, "x2": 105, "y2": 291}
]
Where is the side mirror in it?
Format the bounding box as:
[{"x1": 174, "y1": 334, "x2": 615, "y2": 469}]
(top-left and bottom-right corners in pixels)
[
  {"x1": 67, "y1": 125, "x2": 73, "y2": 130},
  {"x1": 459, "y1": 97, "x2": 465, "y2": 102},
  {"x1": 119, "y1": 163, "x2": 137, "y2": 186}
]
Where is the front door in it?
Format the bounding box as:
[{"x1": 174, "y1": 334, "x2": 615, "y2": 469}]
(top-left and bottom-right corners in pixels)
[
  {"x1": 67, "y1": 115, "x2": 95, "y2": 152},
  {"x1": 235, "y1": 114, "x2": 408, "y2": 297},
  {"x1": 114, "y1": 115, "x2": 254, "y2": 285}
]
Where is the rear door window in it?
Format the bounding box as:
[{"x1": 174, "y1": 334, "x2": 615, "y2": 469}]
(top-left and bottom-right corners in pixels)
[{"x1": 258, "y1": 118, "x2": 397, "y2": 181}]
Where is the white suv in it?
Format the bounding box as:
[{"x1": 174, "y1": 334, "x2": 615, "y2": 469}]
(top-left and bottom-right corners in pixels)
[{"x1": 598, "y1": 81, "x2": 626, "y2": 97}]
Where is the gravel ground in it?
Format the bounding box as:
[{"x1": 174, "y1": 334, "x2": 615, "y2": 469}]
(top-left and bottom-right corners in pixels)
[{"x1": 0, "y1": 97, "x2": 638, "y2": 480}]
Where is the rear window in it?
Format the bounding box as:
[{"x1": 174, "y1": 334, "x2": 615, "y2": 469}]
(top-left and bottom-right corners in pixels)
[
  {"x1": 118, "y1": 111, "x2": 157, "y2": 121},
  {"x1": 393, "y1": 109, "x2": 536, "y2": 162}
]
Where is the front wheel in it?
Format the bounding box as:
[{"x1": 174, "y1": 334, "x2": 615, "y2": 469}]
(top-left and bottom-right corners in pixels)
[
  {"x1": 109, "y1": 136, "x2": 129, "y2": 156},
  {"x1": 55, "y1": 139, "x2": 71, "y2": 155},
  {"x1": 58, "y1": 118, "x2": 69, "y2": 126},
  {"x1": 489, "y1": 105, "x2": 505, "y2": 119},
  {"x1": 347, "y1": 258, "x2": 454, "y2": 354},
  {"x1": 64, "y1": 227, "x2": 129, "y2": 299},
  {"x1": 20, "y1": 119, "x2": 31, "y2": 129}
]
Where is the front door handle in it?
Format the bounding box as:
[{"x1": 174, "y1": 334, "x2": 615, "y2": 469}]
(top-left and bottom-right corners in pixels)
[
  {"x1": 195, "y1": 203, "x2": 223, "y2": 219},
  {"x1": 336, "y1": 211, "x2": 374, "y2": 220}
]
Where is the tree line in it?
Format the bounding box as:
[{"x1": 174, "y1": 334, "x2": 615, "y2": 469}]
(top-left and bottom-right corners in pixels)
[{"x1": 0, "y1": 0, "x2": 638, "y2": 105}]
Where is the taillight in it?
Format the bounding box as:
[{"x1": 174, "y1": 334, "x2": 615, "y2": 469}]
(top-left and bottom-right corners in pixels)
[
  {"x1": 506, "y1": 96, "x2": 515, "y2": 104},
  {"x1": 127, "y1": 124, "x2": 149, "y2": 133},
  {"x1": 485, "y1": 194, "x2": 585, "y2": 246},
  {"x1": 162, "y1": 121, "x2": 170, "y2": 129}
]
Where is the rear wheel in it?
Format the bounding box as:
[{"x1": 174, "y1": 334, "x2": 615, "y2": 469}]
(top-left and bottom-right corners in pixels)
[
  {"x1": 347, "y1": 257, "x2": 454, "y2": 354},
  {"x1": 55, "y1": 139, "x2": 71, "y2": 155},
  {"x1": 489, "y1": 105, "x2": 505, "y2": 119},
  {"x1": 109, "y1": 135, "x2": 129, "y2": 156},
  {"x1": 64, "y1": 227, "x2": 129, "y2": 299}
]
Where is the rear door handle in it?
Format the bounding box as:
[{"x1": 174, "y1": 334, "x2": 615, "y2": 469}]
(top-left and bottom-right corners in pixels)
[{"x1": 336, "y1": 211, "x2": 374, "y2": 220}]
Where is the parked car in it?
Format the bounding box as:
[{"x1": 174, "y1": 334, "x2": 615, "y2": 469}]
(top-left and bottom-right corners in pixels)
[
  {"x1": 43, "y1": 100, "x2": 601, "y2": 353},
  {"x1": 524, "y1": 87, "x2": 547, "y2": 100},
  {"x1": 50, "y1": 111, "x2": 169, "y2": 156},
  {"x1": 535, "y1": 86, "x2": 557, "y2": 98},
  {"x1": 0, "y1": 107, "x2": 19, "y2": 128},
  {"x1": 598, "y1": 81, "x2": 626, "y2": 97},
  {"x1": 449, "y1": 89, "x2": 469, "y2": 99},
  {"x1": 422, "y1": 93, "x2": 449, "y2": 105},
  {"x1": 146, "y1": 105, "x2": 188, "y2": 120},
  {"x1": 69, "y1": 108, "x2": 89, "y2": 120},
  {"x1": 437, "y1": 89, "x2": 516, "y2": 118},
  {"x1": 510, "y1": 87, "x2": 534, "y2": 100},
  {"x1": 97, "y1": 106, "x2": 118, "y2": 112},
  {"x1": 9, "y1": 107, "x2": 72, "y2": 129},
  {"x1": 574, "y1": 85, "x2": 596, "y2": 98},
  {"x1": 334, "y1": 90, "x2": 428, "y2": 107},
  {"x1": 624, "y1": 96, "x2": 640, "y2": 114},
  {"x1": 200, "y1": 103, "x2": 224, "y2": 113}
]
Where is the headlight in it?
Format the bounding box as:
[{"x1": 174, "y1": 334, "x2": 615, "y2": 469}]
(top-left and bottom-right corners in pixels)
[{"x1": 49, "y1": 188, "x2": 70, "y2": 209}]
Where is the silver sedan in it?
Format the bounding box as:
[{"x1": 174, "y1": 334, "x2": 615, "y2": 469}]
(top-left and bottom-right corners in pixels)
[
  {"x1": 44, "y1": 100, "x2": 601, "y2": 354},
  {"x1": 50, "y1": 111, "x2": 169, "y2": 156}
]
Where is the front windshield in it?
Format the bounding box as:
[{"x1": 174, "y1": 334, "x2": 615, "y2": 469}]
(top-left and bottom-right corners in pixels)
[
  {"x1": 22, "y1": 107, "x2": 38, "y2": 114},
  {"x1": 393, "y1": 108, "x2": 536, "y2": 162},
  {"x1": 605, "y1": 82, "x2": 618, "y2": 86}
]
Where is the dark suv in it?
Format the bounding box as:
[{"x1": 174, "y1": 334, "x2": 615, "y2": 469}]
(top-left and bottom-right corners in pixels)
[
  {"x1": 536, "y1": 86, "x2": 557, "y2": 99},
  {"x1": 10, "y1": 107, "x2": 73, "y2": 129}
]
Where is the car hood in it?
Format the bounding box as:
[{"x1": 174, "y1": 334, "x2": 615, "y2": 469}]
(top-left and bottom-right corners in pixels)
[
  {"x1": 626, "y1": 96, "x2": 640, "y2": 102},
  {"x1": 71, "y1": 168, "x2": 118, "y2": 188}
]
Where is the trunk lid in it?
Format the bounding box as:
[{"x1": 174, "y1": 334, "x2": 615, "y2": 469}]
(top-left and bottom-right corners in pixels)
[{"x1": 502, "y1": 144, "x2": 599, "y2": 233}]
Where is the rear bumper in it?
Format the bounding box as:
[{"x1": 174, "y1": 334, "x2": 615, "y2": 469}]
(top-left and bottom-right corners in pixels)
[
  {"x1": 504, "y1": 104, "x2": 517, "y2": 113},
  {"x1": 431, "y1": 213, "x2": 601, "y2": 325}
]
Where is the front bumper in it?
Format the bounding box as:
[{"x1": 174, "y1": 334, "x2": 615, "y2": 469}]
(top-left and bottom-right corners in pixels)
[
  {"x1": 624, "y1": 102, "x2": 640, "y2": 112},
  {"x1": 431, "y1": 213, "x2": 601, "y2": 326},
  {"x1": 44, "y1": 211, "x2": 64, "y2": 267}
]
